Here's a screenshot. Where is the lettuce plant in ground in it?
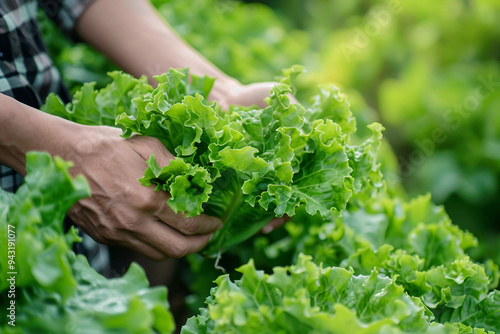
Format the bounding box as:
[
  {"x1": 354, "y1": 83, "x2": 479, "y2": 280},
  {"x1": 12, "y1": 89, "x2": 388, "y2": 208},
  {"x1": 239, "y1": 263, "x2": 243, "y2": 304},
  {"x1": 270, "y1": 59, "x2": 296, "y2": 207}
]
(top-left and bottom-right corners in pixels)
[
  {"x1": 182, "y1": 253, "x2": 492, "y2": 334},
  {"x1": 42, "y1": 67, "x2": 384, "y2": 255},
  {"x1": 282, "y1": 194, "x2": 500, "y2": 332},
  {"x1": 0, "y1": 152, "x2": 174, "y2": 334},
  {"x1": 181, "y1": 195, "x2": 500, "y2": 333}
]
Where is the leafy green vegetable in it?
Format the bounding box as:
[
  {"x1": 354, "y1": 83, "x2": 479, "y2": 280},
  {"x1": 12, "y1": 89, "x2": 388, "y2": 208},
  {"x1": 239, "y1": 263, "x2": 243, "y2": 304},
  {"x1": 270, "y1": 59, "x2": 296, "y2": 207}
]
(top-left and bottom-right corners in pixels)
[
  {"x1": 42, "y1": 67, "x2": 384, "y2": 255},
  {"x1": 182, "y1": 253, "x2": 485, "y2": 334},
  {"x1": 0, "y1": 152, "x2": 174, "y2": 334}
]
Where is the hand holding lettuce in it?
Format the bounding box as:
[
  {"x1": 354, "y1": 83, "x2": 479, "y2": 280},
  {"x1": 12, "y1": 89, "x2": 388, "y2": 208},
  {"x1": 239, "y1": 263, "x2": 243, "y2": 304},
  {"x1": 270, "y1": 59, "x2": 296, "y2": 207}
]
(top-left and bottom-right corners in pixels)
[{"x1": 43, "y1": 66, "x2": 383, "y2": 256}]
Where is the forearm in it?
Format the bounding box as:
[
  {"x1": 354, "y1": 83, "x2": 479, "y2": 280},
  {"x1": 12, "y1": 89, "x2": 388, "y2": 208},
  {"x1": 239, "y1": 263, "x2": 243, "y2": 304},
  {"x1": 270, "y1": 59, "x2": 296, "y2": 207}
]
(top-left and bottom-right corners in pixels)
[
  {"x1": 76, "y1": 0, "x2": 241, "y2": 100},
  {"x1": 0, "y1": 93, "x2": 82, "y2": 174}
]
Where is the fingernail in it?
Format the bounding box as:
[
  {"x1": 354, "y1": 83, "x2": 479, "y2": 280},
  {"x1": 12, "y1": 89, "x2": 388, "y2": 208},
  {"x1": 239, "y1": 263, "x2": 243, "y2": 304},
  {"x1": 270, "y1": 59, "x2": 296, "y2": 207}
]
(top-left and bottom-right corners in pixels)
[
  {"x1": 209, "y1": 233, "x2": 214, "y2": 241},
  {"x1": 262, "y1": 225, "x2": 273, "y2": 234},
  {"x1": 217, "y1": 224, "x2": 223, "y2": 230}
]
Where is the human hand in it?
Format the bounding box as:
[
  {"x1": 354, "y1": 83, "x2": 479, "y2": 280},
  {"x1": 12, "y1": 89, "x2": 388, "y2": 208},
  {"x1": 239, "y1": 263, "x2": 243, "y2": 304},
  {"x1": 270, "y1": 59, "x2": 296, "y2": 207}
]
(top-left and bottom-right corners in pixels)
[
  {"x1": 66, "y1": 126, "x2": 222, "y2": 261},
  {"x1": 215, "y1": 81, "x2": 299, "y2": 110},
  {"x1": 216, "y1": 82, "x2": 275, "y2": 109}
]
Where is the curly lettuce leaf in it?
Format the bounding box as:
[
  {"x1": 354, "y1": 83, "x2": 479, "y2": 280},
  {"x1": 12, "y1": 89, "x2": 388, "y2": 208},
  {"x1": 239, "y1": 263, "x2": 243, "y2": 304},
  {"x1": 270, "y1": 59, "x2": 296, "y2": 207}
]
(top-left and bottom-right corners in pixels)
[{"x1": 42, "y1": 72, "x2": 153, "y2": 126}]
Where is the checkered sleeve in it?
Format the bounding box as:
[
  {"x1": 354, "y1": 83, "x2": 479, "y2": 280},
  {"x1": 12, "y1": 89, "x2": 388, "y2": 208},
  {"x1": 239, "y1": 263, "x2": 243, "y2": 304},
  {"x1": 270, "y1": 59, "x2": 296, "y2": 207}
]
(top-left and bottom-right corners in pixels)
[
  {"x1": 39, "y1": 0, "x2": 96, "y2": 35},
  {"x1": 0, "y1": 166, "x2": 24, "y2": 193}
]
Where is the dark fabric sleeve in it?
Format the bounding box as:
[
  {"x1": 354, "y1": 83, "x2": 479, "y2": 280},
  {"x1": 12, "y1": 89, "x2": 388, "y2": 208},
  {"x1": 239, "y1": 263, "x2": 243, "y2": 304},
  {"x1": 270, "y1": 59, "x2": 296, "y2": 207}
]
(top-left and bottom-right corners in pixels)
[{"x1": 38, "y1": 0, "x2": 96, "y2": 35}]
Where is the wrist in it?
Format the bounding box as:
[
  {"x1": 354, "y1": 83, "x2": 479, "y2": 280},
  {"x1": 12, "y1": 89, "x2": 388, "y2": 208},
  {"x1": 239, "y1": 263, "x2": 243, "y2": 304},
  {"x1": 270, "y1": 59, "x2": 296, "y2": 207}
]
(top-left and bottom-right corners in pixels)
[
  {"x1": 0, "y1": 94, "x2": 87, "y2": 175},
  {"x1": 62, "y1": 125, "x2": 123, "y2": 177}
]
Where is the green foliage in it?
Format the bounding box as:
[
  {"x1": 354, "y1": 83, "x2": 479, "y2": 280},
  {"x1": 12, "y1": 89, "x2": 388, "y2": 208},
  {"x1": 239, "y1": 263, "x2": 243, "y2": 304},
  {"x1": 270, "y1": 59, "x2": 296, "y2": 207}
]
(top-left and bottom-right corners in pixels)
[
  {"x1": 183, "y1": 190, "x2": 500, "y2": 333},
  {"x1": 43, "y1": 72, "x2": 153, "y2": 126},
  {"x1": 182, "y1": 254, "x2": 494, "y2": 334},
  {"x1": 154, "y1": 0, "x2": 311, "y2": 85},
  {"x1": 279, "y1": 193, "x2": 500, "y2": 332},
  {"x1": 0, "y1": 152, "x2": 174, "y2": 334}
]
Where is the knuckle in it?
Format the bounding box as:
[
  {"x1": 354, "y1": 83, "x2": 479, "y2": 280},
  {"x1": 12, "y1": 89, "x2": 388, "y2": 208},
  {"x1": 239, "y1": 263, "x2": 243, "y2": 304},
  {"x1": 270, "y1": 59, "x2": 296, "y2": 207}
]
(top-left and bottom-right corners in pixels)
[
  {"x1": 132, "y1": 191, "x2": 157, "y2": 211},
  {"x1": 120, "y1": 220, "x2": 139, "y2": 233},
  {"x1": 168, "y1": 239, "x2": 187, "y2": 258},
  {"x1": 181, "y1": 217, "x2": 199, "y2": 235},
  {"x1": 152, "y1": 138, "x2": 166, "y2": 151},
  {"x1": 152, "y1": 138, "x2": 172, "y2": 155},
  {"x1": 110, "y1": 210, "x2": 140, "y2": 233},
  {"x1": 99, "y1": 224, "x2": 120, "y2": 243}
]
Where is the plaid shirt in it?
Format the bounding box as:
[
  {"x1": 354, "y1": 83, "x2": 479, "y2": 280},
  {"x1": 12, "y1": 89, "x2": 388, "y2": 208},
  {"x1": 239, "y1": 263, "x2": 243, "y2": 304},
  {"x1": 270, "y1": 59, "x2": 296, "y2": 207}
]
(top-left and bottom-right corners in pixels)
[{"x1": 0, "y1": 0, "x2": 94, "y2": 192}]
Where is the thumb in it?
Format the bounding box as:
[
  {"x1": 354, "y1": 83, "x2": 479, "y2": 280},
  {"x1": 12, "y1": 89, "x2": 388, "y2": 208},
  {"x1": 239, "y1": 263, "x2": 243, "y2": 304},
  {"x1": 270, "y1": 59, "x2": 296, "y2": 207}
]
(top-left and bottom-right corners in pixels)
[{"x1": 225, "y1": 82, "x2": 276, "y2": 109}]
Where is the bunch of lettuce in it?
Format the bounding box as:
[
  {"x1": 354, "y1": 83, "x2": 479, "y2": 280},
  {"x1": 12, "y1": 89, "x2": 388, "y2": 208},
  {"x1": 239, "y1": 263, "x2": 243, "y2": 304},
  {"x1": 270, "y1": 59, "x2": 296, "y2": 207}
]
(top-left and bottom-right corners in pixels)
[
  {"x1": 40, "y1": 0, "x2": 500, "y2": 256},
  {"x1": 0, "y1": 152, "x2": 174, "y2": 334},
  {"x1": 182, "y1": 253, "x2": 490, "y2": 334},
  {"x1": 42, "y1": 67, "x2": 384, "y2": 255}
]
